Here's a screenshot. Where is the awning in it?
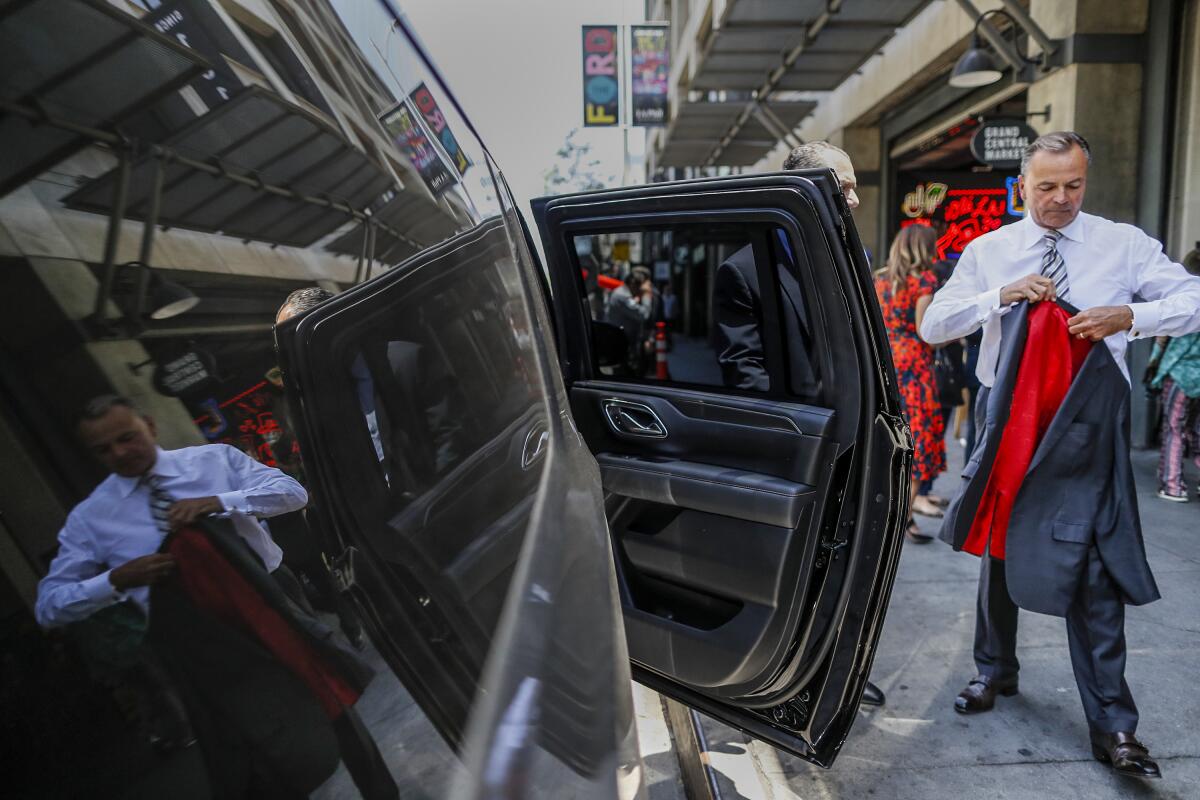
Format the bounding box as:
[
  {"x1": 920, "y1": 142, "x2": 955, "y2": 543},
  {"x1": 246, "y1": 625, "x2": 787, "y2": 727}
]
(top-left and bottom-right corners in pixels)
[
  {"x1": 692, "y1": 0, "x2": 931, "y2": 91},
  {"x1": 65, "y1": 86, "x2": 396, "y2": 249},
  {"x1": 326, "y1": 188, "x2": 462, "y2": 264},
  {"x1": 659, "y1": 0, "x2": 933, "y2": 166},
  {"x1": 657, "y1": 98, "x2": 816, "y2": 168},
  {"x1": 0, "y1": 0, "x2": 208, "y2": 197}
]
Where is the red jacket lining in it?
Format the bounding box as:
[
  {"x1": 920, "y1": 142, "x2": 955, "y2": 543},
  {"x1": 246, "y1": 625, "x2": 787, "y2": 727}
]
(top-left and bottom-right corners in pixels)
[
  {"x1": 962, "y1": 302, "x2": 1093, "y2": 559},
  {"x1": 168, "y1": 528, "x2": 360, "y2": 719}
]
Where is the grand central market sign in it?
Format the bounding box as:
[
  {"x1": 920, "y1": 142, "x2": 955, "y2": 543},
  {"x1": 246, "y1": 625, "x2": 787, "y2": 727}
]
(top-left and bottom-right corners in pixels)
[{"x1": 970, "y1": 119, "x2": 1037, "y2": 169}]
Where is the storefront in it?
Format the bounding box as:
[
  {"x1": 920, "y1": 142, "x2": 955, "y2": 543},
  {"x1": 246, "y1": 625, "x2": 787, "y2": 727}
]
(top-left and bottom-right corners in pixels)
[{"x1": 882, "y1": 89, "x2": 1031, "y2": 266}]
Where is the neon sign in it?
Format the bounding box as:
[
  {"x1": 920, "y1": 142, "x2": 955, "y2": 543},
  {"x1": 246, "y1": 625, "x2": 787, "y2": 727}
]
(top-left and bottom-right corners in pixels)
[
  {"x1": 192, "y1": 379, "x2": 294, "y2": 468},
  {"x1": 900, "y1": 185, "x2": 1013, "y2": 261},
  {"x1": 902, "y1": 182, "x2": 949, "y2": 218}
]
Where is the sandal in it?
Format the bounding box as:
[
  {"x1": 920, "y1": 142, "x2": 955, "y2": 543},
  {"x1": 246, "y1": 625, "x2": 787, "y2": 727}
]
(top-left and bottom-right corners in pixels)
[
  {"x1": 906, "y1": 520, "x2": 933, "y2": 543},
  {"x1": 912, "y1": 496, "x2": 945, "y2": 518},
  {"x1": 925, "y1": 494, "x2": 950, "y2": 508}
]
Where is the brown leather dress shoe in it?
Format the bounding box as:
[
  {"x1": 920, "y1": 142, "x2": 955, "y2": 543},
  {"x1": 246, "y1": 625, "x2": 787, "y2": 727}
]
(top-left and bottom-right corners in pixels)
[
  {"x1": 1091, "y1": 731, "x2": 1162, "y2": 779},
  {"x1": 954, "y1": 674, "x2": 1018, "y2": 714}
]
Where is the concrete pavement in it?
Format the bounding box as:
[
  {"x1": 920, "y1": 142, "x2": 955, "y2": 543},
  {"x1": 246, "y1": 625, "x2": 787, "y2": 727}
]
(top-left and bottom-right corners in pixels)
[{"x1": 694, "y1": 439, "x2": 1200, "y2": 800}]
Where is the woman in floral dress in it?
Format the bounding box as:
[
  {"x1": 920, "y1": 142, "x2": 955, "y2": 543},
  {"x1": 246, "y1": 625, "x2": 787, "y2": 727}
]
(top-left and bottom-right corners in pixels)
[{"x1": 875, "y1": 225, "x2": 946, "y2": 542}]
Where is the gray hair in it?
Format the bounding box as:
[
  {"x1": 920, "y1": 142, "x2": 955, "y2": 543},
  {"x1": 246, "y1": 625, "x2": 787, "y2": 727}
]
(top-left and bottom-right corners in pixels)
[
  {"x1": 1020, "y1": 131, "x2": 1092, "y2": 175},
  {"x1": 278, "y1": 286, "x2": 334, "y2": 321},
  {"x1": 77, "y1": 394, "x2": 144, "y2": 426},
  {"x1": 782, "y1": 141, "x2": 848, "y2": 171}
]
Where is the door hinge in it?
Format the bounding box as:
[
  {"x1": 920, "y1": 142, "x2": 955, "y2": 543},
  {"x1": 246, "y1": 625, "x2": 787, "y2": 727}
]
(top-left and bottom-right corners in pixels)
[
  {"x1": 817, "y1": 505, "x2": 855, "y2": 567},
  {"x1": 324, "y1": 546, "x2": 359, "y2": 593}
]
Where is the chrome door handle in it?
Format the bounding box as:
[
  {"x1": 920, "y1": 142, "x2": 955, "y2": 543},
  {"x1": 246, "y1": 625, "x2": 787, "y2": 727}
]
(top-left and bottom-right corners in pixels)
[
  {"x1": 522, "y1": 422, "x2": 549, "y2": 469},
  {"x1": 602, "y1": 399, "x2": 668, "y2": 438}
]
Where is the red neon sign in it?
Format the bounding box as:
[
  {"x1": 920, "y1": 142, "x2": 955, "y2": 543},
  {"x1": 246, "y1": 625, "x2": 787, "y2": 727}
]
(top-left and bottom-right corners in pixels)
[{"x1": 900, "y1": 187, "x2": 1010, "y2": 261}]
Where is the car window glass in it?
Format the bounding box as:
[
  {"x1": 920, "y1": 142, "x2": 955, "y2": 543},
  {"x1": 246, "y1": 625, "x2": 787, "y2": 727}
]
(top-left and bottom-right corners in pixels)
[
  {"x1": 570, "y1": 224, "x2": 823, "y2": 401},
  {"x1": 0, "y1": 0, "x2": 528, "y2": 796}
]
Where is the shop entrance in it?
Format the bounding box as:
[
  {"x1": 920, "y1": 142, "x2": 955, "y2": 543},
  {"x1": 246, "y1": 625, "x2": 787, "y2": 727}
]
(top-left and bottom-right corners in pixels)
[{"x1": 890, "y1": 94, "x2": 1028, "y2": 265}]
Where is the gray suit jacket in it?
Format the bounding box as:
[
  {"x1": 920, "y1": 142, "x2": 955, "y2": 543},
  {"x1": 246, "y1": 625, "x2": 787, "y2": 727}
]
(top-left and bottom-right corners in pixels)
[{"x1": 939, "y1": 302, "x2": 1160, "y2": 617}]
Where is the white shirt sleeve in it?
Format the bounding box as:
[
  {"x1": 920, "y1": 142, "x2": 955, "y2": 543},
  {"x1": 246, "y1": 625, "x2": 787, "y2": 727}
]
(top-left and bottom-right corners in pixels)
[
  {"x1": 1125, "y1": 231, "x2": 1200, "y2": 339},
  {"x1": 214, "y1": 445, "x2": 309, "y2": 519},
  {"x1": 919, "y1": 244, "x2": 1006, "y2": 344},
  {"x1": 35, "y1": 513, "x2": 121, "y2": 628}
]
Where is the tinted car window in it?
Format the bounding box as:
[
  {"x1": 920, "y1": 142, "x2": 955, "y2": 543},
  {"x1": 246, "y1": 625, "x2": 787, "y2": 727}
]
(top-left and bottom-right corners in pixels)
[{"x1": 571, "y1": 223, "x2": 824, "y2": 401}]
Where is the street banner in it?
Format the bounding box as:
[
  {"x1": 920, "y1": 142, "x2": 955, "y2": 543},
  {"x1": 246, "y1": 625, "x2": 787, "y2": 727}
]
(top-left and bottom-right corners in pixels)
[
  {"x1": 410, "y1": 82, "x2": 470, "y2": 176},
  {"x1": 582, "y1": 25, "x2": 619, "y2": 126},
  {"x1": 379, "y1": 102, "x2": 456, "y2": 195},
  {"x1": 630, "y1": 25, "x2": 669, "y2": 126}
]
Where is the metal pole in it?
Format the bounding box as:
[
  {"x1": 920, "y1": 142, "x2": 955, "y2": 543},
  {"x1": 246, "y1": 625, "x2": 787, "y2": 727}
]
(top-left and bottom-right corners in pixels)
[
  {"x1": 354, "y1": 220, "x2": 369, "y2": 284},
  {"x1": 93, "y1": 145, "x2": 132, "y2": 321},
  {"x1": 364, "y1": 222, "x2": 377, "y2": 281},
  {"x1": 999, "y1": 0, "x2": 1057, "y2": 56},
  {"x1": 621, "y1": 21, "x2": 631, "y2": 186},
  {"x1": 134, "y1": 154, "x2": 166, "y2": 318},
  {"x1": 954, "y1": 0, "x2": 1027, "y2": 74},
  {"x1": 759, "y1": 101, "x2": 803, "y2": 149}
]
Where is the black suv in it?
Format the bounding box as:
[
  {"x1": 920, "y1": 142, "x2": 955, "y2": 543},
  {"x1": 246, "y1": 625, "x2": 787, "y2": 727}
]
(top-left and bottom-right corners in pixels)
[{"x1": 273, "y1": 11, "x2": 910, "y2": 798}]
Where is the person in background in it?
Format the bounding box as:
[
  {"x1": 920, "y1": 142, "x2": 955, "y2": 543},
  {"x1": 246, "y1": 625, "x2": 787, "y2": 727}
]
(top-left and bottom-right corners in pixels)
[
  {"x1": 607, "y1": 270, "x2": 653, "y2": 375},
  {"x1": 662, "y1": 281, "x2": 679, "y2": 332},
  {"x1": 774, "y1": 141, "x2": 885, "y2": 709},
  {"x1": 918, "y1": 251, "x2": 965, "y2": 512},
  {"x1": 874, "y1": 225, "x2": 946, "y2": 542},
  {"x1": 1149, "y1": 249, "x2": 1200, "y2": 501}
]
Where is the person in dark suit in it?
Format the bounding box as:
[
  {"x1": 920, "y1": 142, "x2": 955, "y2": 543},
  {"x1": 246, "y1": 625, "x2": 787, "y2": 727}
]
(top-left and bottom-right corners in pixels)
[
  {"x1": 713, "y1": 141, "x2": 885, "y2": 707},
  {"x1": 922, "y1": 131, "x2": 1200, "y2": 779}
]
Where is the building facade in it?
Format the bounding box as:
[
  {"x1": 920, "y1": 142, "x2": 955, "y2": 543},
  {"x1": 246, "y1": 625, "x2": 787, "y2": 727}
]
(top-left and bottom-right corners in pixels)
[{"x1": 648, "y1": 0, "x2": 1200, "y2": 445}]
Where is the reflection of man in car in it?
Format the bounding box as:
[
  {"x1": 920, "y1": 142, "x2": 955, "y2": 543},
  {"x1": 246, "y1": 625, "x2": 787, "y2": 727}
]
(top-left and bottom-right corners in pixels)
[
  {"x1": 712, "y1": 141, "x2": 887, "y2": 708},
  {"x1": 36, "y1": 396, "x2": 309, "y2": 626},
  {"x1": 32, "y1": 396, "x2": 400, "y2": 797}
]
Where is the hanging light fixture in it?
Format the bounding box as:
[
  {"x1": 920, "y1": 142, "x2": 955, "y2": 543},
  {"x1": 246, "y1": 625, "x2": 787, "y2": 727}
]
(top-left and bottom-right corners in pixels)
[
  {"x1": 90, "y1": 261, "x2": 200, "y2": 337},
  {"x1": 948, "y1": 6, "x2": 1057, "y2": 90},
  {"x1": 146, "y1": 272, "x2": 200, "y2": 319},
  {"x1": 949, "y1": 34, "x2": 1003, "y2": 88}
]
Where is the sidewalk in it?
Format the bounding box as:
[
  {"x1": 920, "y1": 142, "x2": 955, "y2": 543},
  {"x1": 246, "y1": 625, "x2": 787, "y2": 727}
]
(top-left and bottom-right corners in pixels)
[{"x1": 693, "y1": 439, "x2": 1200, "y2": 800}]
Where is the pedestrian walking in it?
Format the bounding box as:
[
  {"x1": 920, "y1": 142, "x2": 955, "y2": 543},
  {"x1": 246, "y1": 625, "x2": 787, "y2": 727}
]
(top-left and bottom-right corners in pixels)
[
  {"x1": 1149, "y1": 330, "x2": 1200, "y2": 501},
  {"x1": 921, "y1": 131, "x2": 1200, "y2": 779},
  {"x1": 874, "y1": 225, "x2": 947, "y2": 541}
]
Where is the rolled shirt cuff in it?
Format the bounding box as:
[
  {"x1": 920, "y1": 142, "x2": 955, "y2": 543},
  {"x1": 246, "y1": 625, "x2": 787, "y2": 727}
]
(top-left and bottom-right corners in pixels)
[{"x1": 1127, "y1": 302, "x2": 1159, "y2": 339}]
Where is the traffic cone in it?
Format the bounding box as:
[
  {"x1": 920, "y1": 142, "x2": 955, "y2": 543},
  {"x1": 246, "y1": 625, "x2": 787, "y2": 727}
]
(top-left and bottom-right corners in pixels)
[{"x1": 655, "y1": 321, "x2": 670, "y2": 380}]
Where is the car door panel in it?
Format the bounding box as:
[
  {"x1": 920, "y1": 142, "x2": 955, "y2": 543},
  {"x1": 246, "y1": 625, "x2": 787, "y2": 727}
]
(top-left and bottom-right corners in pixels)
[
  {"x1": 572, "y1": 383, "x2": 835, "y2": 484},
  {"x1": 595, "y1": 453, "x2": 812, "y2": 529},
  {"x1": 533, "y1": 173, "x2": 910, "y2": 766}
]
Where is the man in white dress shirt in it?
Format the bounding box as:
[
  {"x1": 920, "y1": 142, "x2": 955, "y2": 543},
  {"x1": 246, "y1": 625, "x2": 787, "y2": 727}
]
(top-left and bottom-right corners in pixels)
[
  {"x1": 36, "y1": 394, "x2": 308, "y2": 627},
  {"x1": 921, "y1": 131, "x2": 1200, "y2": 779}
]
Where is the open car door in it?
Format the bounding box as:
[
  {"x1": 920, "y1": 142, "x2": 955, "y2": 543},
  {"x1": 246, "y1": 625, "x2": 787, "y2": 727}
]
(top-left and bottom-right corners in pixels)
[
  {"x1": 274, "y1": 7, "x2": 638, "y2": 798},
  {"x1": 532, "y1": 171, "x2": 911, "y2": 766}
]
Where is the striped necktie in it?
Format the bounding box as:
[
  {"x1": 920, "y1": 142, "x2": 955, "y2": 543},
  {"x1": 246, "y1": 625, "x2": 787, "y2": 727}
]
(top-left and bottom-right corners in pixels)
[
  {"x1": 1040, "y1": 229, "x2": 1070, "y2": 302},
  {"x1": 144, "y1": 473, "x2": 174, "y2": 535}
]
